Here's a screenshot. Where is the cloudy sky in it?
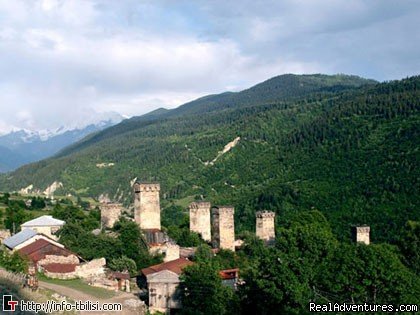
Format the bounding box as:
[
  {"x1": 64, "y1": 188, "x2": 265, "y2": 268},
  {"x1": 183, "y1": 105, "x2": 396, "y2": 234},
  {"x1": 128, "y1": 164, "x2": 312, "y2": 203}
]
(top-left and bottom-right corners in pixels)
[{"x1": 0, "y1": 0, "x2": 419, "y2": 133}]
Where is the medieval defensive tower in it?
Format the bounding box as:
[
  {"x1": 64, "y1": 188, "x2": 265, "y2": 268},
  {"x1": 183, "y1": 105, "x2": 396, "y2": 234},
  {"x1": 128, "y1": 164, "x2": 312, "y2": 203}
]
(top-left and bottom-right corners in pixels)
[
  {"x1": 211, "y1": 206, "x2": 235, "y2": 251},
  {"x1": 353, "y1": 226, "x2": 370, "y2": 245},
  {"x1": 189, "y1": 201, "x2": 211, "y2": 242},
  {"x1": 100, "y1": 203, "x2": 122, "y2": 229},
  {"x1": 134, "y1": 182, "x2": 161, "y2": 230},
  {"x1": 256, "y1": 210, "x2": 276, "y2": 244}
]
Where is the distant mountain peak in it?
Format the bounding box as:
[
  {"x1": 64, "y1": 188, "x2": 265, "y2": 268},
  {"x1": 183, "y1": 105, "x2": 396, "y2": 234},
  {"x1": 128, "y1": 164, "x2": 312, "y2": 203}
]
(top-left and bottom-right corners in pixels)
[{"x1": 0, "y1": 114, "x2": 124, "y2": 172}]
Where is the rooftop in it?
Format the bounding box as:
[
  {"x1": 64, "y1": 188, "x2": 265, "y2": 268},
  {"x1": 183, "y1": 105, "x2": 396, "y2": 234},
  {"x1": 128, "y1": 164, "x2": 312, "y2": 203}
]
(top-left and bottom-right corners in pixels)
[
  {"x1": 141, "y1": 258, "x2": 194, "y2": 276},
  {"x1": 18, "y1": 238, "x2": 57, "y2": 256},
  {"x1": 219, "y1": 268, "x2": 239, "y2": 280},
  {"x1": 21, "y1": 215, "x2": 65, "y2": 227},
  {"x1": 18, "y1": 238, "x2": 81, "y2": 262},
  {"x1": 3, "y1": 229, "x2": 37, "y2": 249}
]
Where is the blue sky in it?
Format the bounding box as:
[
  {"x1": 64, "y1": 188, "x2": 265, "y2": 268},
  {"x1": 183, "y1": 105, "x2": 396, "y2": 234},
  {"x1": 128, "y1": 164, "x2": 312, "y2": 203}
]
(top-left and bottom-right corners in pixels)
[{"x1": 0, "y1": 0, "x2": 419, "y2": 133}]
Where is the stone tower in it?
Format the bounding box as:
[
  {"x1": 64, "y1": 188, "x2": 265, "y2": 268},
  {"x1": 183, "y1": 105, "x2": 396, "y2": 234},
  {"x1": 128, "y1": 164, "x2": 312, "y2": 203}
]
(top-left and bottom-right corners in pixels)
[
  {"x1": 100, "y1": 203, "x2": 122, "y2": 229},
  {"x1": 353, "y1": 226, "x2": 370, "y2": 245},
  {"x1": 256, "y1": 210, "x2": 276, "y2": 244},
  {"x1": 211, "y1": 206, "x2": 235, "y2": 251},
  {"x1": 189, "y1": 201, "x2": 211, "y2": 242},
  {"x1": 134, "y1": 182, "x2": 161, "y2": 230}
]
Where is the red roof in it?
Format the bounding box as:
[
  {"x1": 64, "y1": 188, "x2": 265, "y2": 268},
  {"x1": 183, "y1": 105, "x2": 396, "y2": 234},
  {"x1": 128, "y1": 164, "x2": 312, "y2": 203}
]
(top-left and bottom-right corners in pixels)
[
  {"x1": 141, "y1": 258, "x2": 194, "y2": 276},
  {"x1": 18, "y1": 239, "x2": 79, "y2": 263},
  {"x1": 219, "y1": 268, "x2": 239, "y2": 280},
  {"x1": 18, "y1": 239, "x2": 52, "y2": 255},
  {"x1": 43, "y1": 263, "x2": 78, "y2": 273}
]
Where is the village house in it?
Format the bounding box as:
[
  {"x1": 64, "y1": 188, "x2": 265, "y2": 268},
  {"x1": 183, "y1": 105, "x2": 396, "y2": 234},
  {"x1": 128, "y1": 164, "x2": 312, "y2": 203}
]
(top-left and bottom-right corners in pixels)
[
  {"x1": 20, "y1": 215, "x2": 65, "y2": 240},
  {"x1": 2, "y1": 228, "x2": 64, "y2": 251},
  {"x1": 219, "y1": 268, "x2": 240, "y2": 290},
  {"x1": 141, "y1": 258, "x2": 194, "y2": 314},
  {"x1": 17, "y1": 238, "x2": 82, "y2": 273}
]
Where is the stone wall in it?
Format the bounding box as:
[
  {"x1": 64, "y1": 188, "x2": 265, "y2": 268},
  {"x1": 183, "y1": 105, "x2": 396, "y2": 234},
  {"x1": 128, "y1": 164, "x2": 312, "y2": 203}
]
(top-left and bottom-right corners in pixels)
[
  {"x1": 43, "y1": 270, "x2": 77, "y2": 280},
  {"x1": 134, "y1": 183, "x2": 161, "y2": 230},
  {"x1": 75, "y1": 258, "x2": 106, "y2": 279},
  {"x1": 256, "y1": 211, "x2": 276, "y2": 244},
  {"x1": 38, "y1": 254, "x2": 80, "y2": 267},
  {"x1": 212, "y1": 206, "x2": 235, "y2": 251},
  {"x1": 189, "y1": 202, "x2": 211, "y2": 242},
  {"x1": 100, "y1": 203, "x2": 122, "y2": 229}
]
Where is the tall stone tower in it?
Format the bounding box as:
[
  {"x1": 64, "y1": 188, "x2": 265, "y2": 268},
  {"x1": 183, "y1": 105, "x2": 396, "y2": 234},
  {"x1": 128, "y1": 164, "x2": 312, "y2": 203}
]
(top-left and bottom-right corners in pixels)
[
  {"x1": 256, "y1": 210, "x2": 276, "y2": 244},
  {"x1": 100, "y1": 203, "x2": 122, "y2": 229},
  {"x1": 211, "y1": 206, "x2": 235, "y2": 251},
  {"x1": 353, "y1": 226, "x2": 370, "y2": 245},
  {"x1": 189, "y1": 201, "x2": 211, "y2": 242},
  {"x1": 134, "y1": 182, "x2": 161, "y2": 230}
]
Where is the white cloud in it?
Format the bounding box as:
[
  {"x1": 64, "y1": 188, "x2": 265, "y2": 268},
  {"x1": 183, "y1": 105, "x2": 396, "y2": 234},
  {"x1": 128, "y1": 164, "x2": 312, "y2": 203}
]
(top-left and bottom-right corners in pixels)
[{"x1": 0, "y1": 0, "x2": 418, "y2": 133}]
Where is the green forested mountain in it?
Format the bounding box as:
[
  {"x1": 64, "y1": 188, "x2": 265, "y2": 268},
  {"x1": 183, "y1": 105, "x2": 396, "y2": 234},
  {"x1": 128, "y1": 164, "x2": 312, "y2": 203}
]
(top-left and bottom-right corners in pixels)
[{"x1": 1, "y1": 74, "x2": 418, "y2": 243}]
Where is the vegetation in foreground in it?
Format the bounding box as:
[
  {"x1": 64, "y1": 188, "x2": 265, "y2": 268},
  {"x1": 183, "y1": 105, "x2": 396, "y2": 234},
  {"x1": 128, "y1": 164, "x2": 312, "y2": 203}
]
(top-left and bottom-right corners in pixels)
[{"x1": 179, "y1": 211, "x2": 420, "y2": 315}]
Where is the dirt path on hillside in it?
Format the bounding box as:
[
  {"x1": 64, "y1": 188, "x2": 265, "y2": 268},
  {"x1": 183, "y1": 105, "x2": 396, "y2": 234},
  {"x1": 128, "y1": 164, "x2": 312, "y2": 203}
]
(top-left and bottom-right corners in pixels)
[{"x1": 39, "y1": 281, "x2": 145, "y2": 315}]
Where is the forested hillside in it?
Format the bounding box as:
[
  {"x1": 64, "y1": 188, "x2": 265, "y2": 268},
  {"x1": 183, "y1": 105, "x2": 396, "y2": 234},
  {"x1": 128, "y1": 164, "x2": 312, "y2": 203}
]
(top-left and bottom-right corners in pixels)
[{"x1": 0, "y1": 74, "x2": 418, "y2": 244}]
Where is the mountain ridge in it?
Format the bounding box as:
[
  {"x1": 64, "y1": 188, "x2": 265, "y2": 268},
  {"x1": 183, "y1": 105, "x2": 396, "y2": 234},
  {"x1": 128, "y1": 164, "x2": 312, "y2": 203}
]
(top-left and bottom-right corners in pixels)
[
  {"x1": 0, "y1": 73, "x2": 418, "y2": 243},
  {"x1": 0, "y1": 118, "x2": 123, "y2": 172}
]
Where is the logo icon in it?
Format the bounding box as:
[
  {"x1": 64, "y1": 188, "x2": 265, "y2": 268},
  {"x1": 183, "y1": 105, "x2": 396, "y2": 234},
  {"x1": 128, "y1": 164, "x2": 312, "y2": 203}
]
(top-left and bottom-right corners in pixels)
[{"x1": 3, "y1": 295, "x2": 18, "y2": 312}]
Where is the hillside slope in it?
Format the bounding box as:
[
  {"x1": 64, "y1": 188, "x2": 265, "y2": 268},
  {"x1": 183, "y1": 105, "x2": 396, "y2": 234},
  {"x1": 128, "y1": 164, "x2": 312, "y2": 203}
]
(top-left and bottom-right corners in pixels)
[{"x1": 1, "y1": 74, "x2": 418, "y2": 243}]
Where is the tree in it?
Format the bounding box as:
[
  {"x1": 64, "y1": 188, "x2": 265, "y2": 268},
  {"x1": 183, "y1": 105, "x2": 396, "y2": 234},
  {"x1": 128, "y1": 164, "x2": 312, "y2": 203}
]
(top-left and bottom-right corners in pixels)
[
  {"x1": 114, "y1": 218, "x2": 162, "y2": 270},
  {"x1": 30, "y1": 196, "x2": 46, "y2": 209},
  {"x1": 320, "y1": 243, "x2": 420, "y2": 305},
  {"x1": 4, "y1": 203, "x2": 32, "y2": 233},
  {"x1": 398, "y1": 220, "x2": 420, "y2": 274},
  {"x1": 108, "y1": 256, "x2": 137, "y2": 277},
  {"x1": 166, "y1": 225, "x2": 203, "y2": 247},
  {"x1": 180, "y1": 263, "x2": 238, "y2": 315},
  {"x1": 0, "y1": 249, "x2": 28, "y2": 273}
]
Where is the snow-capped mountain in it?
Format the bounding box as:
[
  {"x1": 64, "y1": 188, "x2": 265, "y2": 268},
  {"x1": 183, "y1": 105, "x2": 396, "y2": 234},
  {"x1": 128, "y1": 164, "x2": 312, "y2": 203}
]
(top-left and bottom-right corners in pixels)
[{"x1": 0, "y1": 115, "x2": 124, "y2": 172}]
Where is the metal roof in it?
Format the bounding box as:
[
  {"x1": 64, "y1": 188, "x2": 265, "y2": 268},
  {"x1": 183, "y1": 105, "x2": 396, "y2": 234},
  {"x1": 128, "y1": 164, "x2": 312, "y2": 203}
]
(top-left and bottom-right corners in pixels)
[
  {"x1": 21, "y1": 215, "x2": 65, "y2": 227},
  {"x1": 3, "y1": 229, "x2": 37, "y2": 249}
]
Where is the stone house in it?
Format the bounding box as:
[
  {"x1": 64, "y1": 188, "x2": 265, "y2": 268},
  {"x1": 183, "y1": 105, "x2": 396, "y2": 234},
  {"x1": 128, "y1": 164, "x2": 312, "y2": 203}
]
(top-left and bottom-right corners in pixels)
[
  {"x1": 20, "y1": 215, "x2": 65, "y2": 240},
  {"x1": 141, "y1": 258, "x2": 194, "y2": 314},
  {"x1": 219, "y1": 268, "x2": 240, "y2": 290}
]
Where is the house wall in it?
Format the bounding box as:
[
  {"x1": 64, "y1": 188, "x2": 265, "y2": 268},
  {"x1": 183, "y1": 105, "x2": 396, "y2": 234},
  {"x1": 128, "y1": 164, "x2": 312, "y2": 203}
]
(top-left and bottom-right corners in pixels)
[
  {"x1": 21, "y1": 225, "x2": 61, "y2": 240},
  {"x1": 147, "y1": 270, "x2": 182, "y2": 313}
]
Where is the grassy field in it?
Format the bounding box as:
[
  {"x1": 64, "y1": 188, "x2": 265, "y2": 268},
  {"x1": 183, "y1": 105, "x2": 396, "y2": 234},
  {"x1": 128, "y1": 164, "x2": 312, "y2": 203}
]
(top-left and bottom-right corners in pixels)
[{"x1": 38, "y1": 274, "x2": 115, "y2": 299}]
